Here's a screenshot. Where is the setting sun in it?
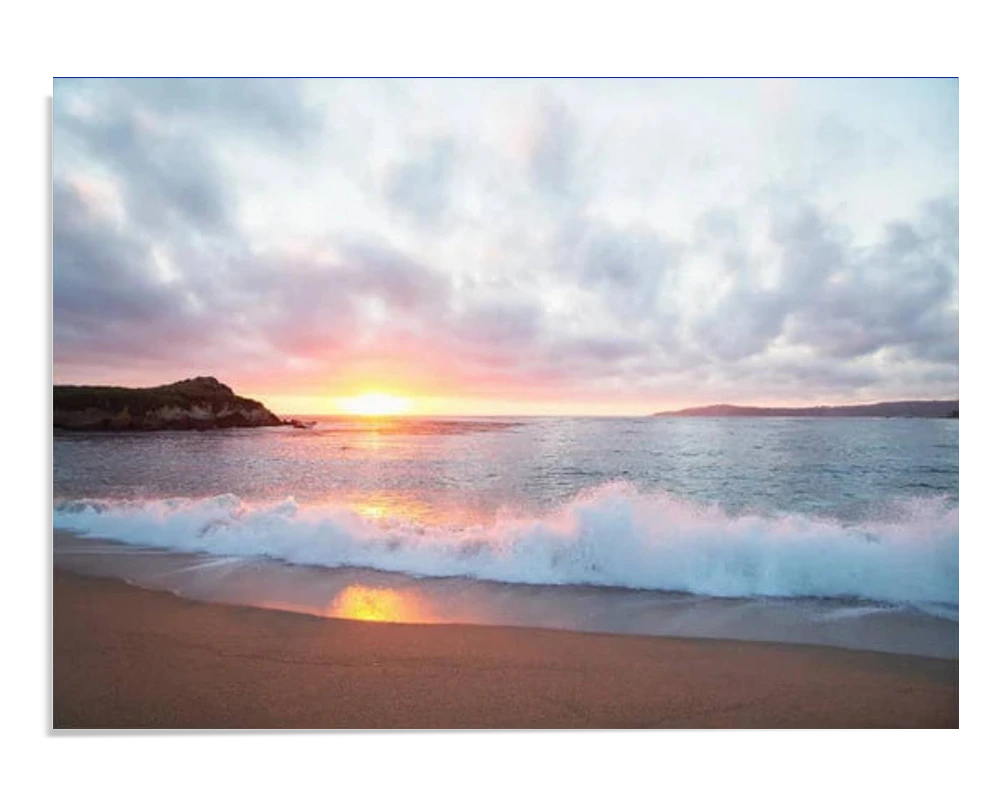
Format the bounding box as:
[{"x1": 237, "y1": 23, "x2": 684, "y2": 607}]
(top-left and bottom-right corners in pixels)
[{"x1": 336, "y1": 392, "x2": 413, "y2": 417}]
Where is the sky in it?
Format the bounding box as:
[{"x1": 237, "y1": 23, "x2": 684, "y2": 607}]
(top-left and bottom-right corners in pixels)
[{"x1": 52, "y1": 78, "x2": 958, "y2": 416}]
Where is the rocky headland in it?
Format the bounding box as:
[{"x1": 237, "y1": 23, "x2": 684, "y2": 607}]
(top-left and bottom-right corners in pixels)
[{"x1": 53, "y1": 377, "x2": 286, "y2": 431}]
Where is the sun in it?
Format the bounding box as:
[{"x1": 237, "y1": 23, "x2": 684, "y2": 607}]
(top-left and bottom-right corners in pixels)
[{"x1": 336, "y1": 392, "x2": 413, "y2": 417}]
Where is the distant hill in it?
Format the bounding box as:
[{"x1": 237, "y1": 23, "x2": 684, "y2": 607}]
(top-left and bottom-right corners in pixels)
[
  {"x1": 653, "y1": 400, "x2": 959, "y2": 418},
  {"x1": 53, "y1": 376, "x2": 284, "y2": 430}
]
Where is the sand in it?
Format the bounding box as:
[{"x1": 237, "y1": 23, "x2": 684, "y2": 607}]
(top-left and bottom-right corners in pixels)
[{"x1": 52, "y1": 569, "x2": 958, "y2": 729}]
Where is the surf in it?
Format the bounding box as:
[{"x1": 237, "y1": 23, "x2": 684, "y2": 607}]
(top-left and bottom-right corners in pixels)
[{"x1": 53, "y1": 482, "x2": 958, "y2": 611}]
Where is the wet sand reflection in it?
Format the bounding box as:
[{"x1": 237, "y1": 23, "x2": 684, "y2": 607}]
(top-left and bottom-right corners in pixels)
[{"x1": 327, "y1": 585, "x2": 431, "y2": 623}]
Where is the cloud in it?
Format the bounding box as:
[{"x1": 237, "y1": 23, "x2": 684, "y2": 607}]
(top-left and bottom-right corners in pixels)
[
  {"x1": 52, "y1": 79, "x2": 959, "y2": 407},
  {"x1": 782, "y1": 197, "x2": 958, "y2": 362},
  {"x1": 70, "y1": 111, "x2": 231, "y2": 234},
  {"x1": 528, "y1": 98, "x2": 578, "y2": 198},
  {"x1": 52, "y1": 179, "x2": 215, "y2": 365},
  {"x1": 383, "y1": 138, "x2": 455, "y2": 225},
  {"x1": 56, "y1": 78, "x2": 321, "y2": 144}
]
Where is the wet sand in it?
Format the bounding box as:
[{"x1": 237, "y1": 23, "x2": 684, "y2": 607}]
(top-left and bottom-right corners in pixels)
[{"x1": 53, "y1": 569, "x2": 958, "y2": 729}]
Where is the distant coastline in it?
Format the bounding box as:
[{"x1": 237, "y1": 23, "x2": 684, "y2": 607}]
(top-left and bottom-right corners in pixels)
[{"x1": 653, "y1": 400, "x2": 959, "y2": 419}]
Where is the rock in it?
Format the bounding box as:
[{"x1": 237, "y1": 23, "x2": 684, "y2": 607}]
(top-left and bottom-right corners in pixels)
[
  {"x1": 53, "y1": 377, "x2": 284, "y2": 431},
  {"x1": 283, "y1": 419, "x2": 316, "y2": 430}
]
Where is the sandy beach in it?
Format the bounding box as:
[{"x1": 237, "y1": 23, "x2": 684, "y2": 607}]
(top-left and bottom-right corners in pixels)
[{"x1": 52, "y1": 569, "x2": 958, "y2": 729}]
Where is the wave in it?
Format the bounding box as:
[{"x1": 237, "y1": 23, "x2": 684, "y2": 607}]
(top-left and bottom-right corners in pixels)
[{"x1": 52, "y1": 483, "x2": 958, "y2": 609}]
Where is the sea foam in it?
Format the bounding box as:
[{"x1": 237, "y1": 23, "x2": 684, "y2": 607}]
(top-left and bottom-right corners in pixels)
[{"x1": 53, "y1": 483, "x2": 958, "y2": 610}]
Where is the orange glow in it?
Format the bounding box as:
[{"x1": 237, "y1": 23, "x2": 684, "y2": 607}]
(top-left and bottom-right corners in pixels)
[
  {"x1": 327, "y1": 585, "x2": 428, "y2": 623},
  {"x1": 336, "y1": 392, "x2": 413, "y2": 417},
  {"x1": 261, "y1": 392, "x2": 679, "y2": 417}
]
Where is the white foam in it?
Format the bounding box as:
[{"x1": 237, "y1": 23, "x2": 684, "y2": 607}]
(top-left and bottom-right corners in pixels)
[{"x1": 53, "y1": 483, "x2": 958, "y2": 610}]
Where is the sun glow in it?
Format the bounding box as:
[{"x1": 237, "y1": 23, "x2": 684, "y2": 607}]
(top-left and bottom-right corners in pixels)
[{"x1": 336, "y1": 392, "x2": 413, "y2": 417}]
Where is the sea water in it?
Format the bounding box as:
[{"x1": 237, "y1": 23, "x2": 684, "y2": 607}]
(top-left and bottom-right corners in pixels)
[{"x1": 52, "y1": 416, "x2": 959, "y2": 657}]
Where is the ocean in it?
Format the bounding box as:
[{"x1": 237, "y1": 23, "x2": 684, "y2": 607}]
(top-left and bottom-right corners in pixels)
[{"x1": 53, "y1": 415, "x2": 959, "y2": 658}]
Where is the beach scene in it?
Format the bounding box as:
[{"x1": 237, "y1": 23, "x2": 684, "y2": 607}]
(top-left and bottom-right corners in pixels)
[{"x1": 51, "y1": 78, "x2": 959, "y2": 729}]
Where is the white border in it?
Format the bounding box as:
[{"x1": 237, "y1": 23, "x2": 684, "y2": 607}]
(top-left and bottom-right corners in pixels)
[{"x1": 8, "y1": 2, "x2": 993, "y2": 806}]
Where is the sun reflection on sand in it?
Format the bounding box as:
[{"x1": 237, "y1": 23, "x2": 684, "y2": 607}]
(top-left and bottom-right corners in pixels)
[{"x1": 327, "y1": 585, "x2": 430, "y2": 624}]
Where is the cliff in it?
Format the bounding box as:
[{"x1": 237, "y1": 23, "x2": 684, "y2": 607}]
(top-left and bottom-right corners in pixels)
[
  {"x1": 53, "y1": 377, "x2": 284, "y2": 431},
  {"x1": 653, "y1": 400, "x2": 959, "y2": 418}
]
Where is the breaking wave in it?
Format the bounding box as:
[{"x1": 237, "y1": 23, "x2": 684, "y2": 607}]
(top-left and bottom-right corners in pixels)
[{"x1": 53, "y1": 484, "x2": 958, "y2": 610}]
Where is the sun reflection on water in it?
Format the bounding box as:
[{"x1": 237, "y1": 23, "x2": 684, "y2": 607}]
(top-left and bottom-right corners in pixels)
[
  {"x1": 341, "y1": 491, "x2": 488, "y2": 528},
  {"x1": 354, "y1": 501, "x2": 388, "y2": 520}
]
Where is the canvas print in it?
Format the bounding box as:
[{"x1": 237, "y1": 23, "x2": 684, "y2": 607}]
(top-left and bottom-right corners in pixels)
[{"x1": 52, "y1": 78, "x2": 958, "y2": 729}]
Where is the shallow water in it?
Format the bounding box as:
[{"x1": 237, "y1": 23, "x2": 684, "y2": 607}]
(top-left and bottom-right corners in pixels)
[{"x1": 54, "y1": 415, "x2": 959, "y2": 518}]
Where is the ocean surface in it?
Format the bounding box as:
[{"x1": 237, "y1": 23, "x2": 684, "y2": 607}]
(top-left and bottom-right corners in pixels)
[{"x1": 53, "y1": 416, "x2": 959, "y2": 657}]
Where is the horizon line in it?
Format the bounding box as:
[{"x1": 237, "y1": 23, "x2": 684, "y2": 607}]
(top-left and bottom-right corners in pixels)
[{"x1": 277, "y1": 396, "x2": 959, "y2": 419}]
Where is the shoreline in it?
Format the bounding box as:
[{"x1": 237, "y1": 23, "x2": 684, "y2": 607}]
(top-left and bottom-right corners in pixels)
[
  {"x1": 53, "y1": 569, "x2": 959, "y2": 729},
  {"x1": 52, "y1": 530, "x2": 959, "y2": 660}
]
